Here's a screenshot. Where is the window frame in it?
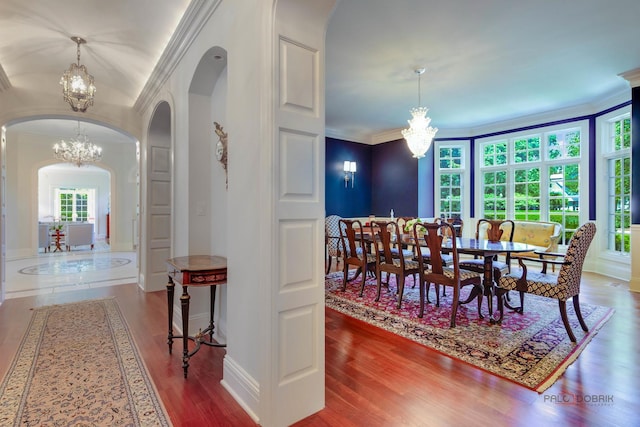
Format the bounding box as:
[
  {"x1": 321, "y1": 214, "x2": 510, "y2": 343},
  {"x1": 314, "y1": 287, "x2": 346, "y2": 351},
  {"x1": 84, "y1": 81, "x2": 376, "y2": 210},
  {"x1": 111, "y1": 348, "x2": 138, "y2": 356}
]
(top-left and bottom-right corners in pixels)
[
  {"x1": 475, "y1": 121, "x2": 589, "y2": 246},
  {"x1": 599, "y1": 110, "x2": 632, "y2": 258},
  {"x1": 434, "y1": 140, "x2": 471, "y2": 223}
]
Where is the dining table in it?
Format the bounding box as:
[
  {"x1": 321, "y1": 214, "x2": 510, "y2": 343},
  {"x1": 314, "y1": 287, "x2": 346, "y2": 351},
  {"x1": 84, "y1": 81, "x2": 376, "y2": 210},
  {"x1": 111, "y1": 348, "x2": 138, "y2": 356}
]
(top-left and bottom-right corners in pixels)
[
  {"x1": 440, "y1": 237, "x2": 542, "y2": 322},
  {"x1": 360, "y1": 230, "x2": 542, "y2": 323}
]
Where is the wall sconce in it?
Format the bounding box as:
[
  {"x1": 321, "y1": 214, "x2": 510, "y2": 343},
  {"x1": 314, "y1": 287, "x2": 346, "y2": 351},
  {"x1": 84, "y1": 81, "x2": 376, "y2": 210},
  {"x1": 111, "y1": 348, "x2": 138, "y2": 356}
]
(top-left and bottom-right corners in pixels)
[{"x1": 343, "y1": 161, "x2": 356, "y2": 188}]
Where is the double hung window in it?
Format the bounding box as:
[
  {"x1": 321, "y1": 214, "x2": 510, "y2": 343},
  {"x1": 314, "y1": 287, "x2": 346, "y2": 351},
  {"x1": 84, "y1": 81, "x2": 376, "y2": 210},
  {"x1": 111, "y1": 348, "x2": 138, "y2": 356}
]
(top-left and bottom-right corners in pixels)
[
  {"x1": 436, "y1": 144, "x2": 469, "y2": 219},
  {"x1": 604, "y1": 115, "x2": 631, "y2": 255}
]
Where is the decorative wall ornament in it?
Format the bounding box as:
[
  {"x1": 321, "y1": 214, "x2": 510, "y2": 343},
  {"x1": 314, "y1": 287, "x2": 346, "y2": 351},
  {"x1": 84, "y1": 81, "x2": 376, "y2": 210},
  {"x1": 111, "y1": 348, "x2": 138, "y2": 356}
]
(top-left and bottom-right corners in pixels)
[{"x1": 214, "y1": 121, "x2": 228, "y2": 187}]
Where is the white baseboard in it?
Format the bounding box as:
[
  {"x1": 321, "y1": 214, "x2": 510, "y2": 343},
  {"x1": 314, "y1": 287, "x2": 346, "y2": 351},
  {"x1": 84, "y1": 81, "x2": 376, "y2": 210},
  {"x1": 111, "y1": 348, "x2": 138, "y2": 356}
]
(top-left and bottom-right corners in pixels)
[{"x1": 221, "y1": 355, "x2": 260, "y2": 424}]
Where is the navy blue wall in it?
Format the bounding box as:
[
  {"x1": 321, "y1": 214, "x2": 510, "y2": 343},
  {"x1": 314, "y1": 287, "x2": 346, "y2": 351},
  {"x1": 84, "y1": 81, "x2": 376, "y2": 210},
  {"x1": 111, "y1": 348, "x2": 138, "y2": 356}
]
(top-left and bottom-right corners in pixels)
[
  {"x1": 326, "y1": 137, "x2": 434, "y2": 217},
  {"x1": 325, "y1": 138, "x2": 372, "y2": 217},
  {"x1": 371, "y1": 139, "x2": 419, "y2": 217}
]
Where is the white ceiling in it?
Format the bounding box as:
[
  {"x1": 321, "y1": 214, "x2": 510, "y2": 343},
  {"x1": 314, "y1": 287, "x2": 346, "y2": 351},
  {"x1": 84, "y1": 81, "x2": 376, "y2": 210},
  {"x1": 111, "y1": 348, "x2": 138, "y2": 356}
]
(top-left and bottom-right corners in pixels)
[{"x1": 2, "y1": 0, "x2": 640, "y2": 144}]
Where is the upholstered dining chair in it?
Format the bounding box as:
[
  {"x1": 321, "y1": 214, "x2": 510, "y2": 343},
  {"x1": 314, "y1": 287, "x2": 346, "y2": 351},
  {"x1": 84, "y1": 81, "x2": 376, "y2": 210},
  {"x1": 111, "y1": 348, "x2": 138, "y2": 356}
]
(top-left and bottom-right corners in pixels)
[
  {"x1": 413, "y1": 221, "x2": 483, "y2": 327},
  {"x1": 338, "y1": 219, "x2": 376, "y2": 296},
  {"x1": 38, "y1": 223, "x2": 51, "y2": 253},
  {"x1": 325, "y1": 215, "x2": 344, "y2": 275},
  {"x1": 496, "y1": 222, "x2": 596, "y2": 342},
  {"x1": 459, "y1": 219, "x2": 515, "y2": 283},
  {"x1": 446, "y1": 217, "x2": 464, "y2": 237},
  {"x1": 372, "y1": 220, "x2": 420, "y2": 309},
  {"x1": 414, "y1": 218, "x2": 452, "y2": 295}
]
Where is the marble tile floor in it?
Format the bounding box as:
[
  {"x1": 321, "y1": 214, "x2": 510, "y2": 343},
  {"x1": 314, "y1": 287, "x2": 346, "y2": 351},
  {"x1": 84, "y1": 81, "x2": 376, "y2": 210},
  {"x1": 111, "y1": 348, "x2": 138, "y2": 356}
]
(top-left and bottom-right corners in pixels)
[{"x1": 4, "y1": 242, "x2": 138, "y2": 299}]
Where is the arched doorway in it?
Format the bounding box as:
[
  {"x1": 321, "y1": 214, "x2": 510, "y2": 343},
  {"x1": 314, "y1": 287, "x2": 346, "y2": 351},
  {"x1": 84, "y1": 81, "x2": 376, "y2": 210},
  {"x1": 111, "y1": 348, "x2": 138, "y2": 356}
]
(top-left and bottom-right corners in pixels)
[{"x1": 1, "y1": 118, "x2": 139, "y2": 298}]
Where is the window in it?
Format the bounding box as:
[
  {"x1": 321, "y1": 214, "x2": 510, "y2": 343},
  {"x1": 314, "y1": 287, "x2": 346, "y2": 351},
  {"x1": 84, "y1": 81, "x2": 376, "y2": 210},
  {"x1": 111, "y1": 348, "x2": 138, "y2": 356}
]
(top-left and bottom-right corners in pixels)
[
  {"x1": 605, "y1": 116, "x2": 631, "y2": 255},
  {"x1": 514, "y1": 167, "x2": 540, "y2": 221},
  {"x1": 482, "y1": 170, "x2": 507, "y2": 219},
  {"x1": 436, "y1": 144, "x2": 469, "y2": 219},
  {"x1": 479, "y1": 125, "x2": 585, "y2": 241},
  {"x1": 55, "y1": 188, "x2": 96, "y2": 222},
  {"x1": 548, "y1": 163, "x2": 580, "y2": 243},
  {"x1": 513, "y1": 136, "x2": 540, "y2": 163}
]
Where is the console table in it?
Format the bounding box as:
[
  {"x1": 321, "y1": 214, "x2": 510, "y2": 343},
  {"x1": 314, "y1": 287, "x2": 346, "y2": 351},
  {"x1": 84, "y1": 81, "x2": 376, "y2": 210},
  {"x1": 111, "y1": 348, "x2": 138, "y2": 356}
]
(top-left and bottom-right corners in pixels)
[{"x1": 166, "y1": 255, "x2": 227, "y2": 378}]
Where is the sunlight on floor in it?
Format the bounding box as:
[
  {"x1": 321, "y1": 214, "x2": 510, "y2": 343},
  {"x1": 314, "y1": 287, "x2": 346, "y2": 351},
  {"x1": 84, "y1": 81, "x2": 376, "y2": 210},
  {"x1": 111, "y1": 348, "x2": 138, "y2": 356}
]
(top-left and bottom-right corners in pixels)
[{"x1": 5, "y1": 240, "x2": 138, "y2": 299}]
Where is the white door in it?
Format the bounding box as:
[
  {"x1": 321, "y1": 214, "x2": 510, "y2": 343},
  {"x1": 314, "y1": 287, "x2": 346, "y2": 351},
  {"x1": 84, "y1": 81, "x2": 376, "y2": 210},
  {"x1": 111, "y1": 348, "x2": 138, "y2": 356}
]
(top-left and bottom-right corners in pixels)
[{"x1": 145, "y1": 102, "x2": 172, "y2": 291}]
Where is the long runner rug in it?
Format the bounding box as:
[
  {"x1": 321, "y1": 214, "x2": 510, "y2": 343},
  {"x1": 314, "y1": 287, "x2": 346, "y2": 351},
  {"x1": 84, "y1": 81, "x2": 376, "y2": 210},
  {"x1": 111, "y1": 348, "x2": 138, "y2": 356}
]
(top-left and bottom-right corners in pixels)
[
  {"x1": 0, "y1": 298, "x2": 172, "y2": 426},
  {"x1": 325, "y1": 271, "x2": 614, "y2": 393}
]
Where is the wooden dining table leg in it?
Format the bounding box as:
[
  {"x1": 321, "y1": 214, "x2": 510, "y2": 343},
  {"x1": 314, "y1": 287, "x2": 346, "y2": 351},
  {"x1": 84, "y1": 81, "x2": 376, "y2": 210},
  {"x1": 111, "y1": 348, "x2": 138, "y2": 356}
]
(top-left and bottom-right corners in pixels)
[{"x1": 483, "y1": 255, "x2": 495, "y2": 321}]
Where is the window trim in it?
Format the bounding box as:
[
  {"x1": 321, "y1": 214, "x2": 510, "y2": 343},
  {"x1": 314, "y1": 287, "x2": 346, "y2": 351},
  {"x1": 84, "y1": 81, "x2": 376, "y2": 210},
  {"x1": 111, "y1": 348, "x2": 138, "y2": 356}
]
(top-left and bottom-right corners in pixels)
[
  {"x1": 597, "y1": 107, "x2": 632, "y2": 259},
  {"x1": 434, "y1": 140, "x2": 471, "y2": 223}
]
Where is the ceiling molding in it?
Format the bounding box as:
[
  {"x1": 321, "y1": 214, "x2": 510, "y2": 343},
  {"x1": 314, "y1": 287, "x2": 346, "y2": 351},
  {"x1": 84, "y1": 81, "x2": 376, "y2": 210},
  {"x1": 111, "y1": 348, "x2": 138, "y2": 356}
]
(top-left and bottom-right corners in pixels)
[
  {"x1": 134, "y1": 0, "x2": 222, "y2": 114},
  {"x1": 333, "y1": 90, "x2": 632, "y2": 145},
  {"x1": 619, "y1": 67, "x2": 640, "y2": 88},
  {"x1": 0, "y1": 64, "x2": 11, "y2": 92},
  {"x1": 371, "y1": 129, "x2": 403, "y2": 145},
  {"x1": 325, "y1": 128, "x2": 370, "y2": 144}
]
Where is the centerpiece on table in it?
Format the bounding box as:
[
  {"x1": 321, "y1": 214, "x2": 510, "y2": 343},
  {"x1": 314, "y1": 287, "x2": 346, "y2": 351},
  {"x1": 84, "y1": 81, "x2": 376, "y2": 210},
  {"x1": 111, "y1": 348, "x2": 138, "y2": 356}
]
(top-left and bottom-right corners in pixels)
[
  {"x1": 49, "y1": 222, "x2": 64, "y2": 233},
  {"x1": 404, "y1": 218, "x2": 425, "y2": 237}
]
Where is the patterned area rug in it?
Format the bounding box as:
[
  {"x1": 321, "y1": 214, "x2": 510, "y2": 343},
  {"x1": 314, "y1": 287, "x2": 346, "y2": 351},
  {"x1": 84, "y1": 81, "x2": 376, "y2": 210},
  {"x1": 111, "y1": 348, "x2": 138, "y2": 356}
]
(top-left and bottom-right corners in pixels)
[
  {"x1": 325, "y1": 271, "x2": 614, "y2": 392},
  {"x1": 18, "y1": 257, "x2": 132, "y2": 275},
  {"x1": 0, "y1": 298, "x2": 171, "y2": 426}
]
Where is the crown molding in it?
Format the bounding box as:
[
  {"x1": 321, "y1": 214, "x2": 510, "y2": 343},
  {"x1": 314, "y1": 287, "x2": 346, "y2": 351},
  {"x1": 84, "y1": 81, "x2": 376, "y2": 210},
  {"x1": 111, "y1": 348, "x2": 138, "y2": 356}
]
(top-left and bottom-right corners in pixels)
[
  {"x1": 0, "y1": 64, "x2": 11, "y2": 92},
  {"x1": 134, "y1": 0, "x2": 222, "y2": 114},
  {"x1": 325, "y1": 127, "x2": 370, "y2": 144},
  {"x1": 619, "y1": 67, "x2": 640, "y2": 88}
]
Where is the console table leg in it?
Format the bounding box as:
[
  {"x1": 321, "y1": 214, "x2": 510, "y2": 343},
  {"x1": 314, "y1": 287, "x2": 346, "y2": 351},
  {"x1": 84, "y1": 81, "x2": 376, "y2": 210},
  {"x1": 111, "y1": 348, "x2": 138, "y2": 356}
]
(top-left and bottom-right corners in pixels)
[
  {"x1": 167, "y1": 277, "x2": 175, "y2": 354},
  {"x1": 208, "y1": 285, "x2": 217, "y2": 342},
  {"x1": 180, "y1": 285, "x2": 191, "y2": 378}
]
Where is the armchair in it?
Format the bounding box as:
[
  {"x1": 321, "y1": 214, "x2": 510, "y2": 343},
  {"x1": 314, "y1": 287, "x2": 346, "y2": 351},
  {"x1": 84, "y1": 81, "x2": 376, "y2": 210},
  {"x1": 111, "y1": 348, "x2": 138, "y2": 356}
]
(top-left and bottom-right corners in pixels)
[
  {"x1": 38, "y1": 224, "x2": 51, "y2": 253},
  {"x1": 325, "y1": 215, "x2": 343, "y2": 275},
  {"x1": 497, "y1": 222, "x2": 596, "y2": 342},
  {"x1": 64, "y1": 222, "x2": 95, "y2": 251}
]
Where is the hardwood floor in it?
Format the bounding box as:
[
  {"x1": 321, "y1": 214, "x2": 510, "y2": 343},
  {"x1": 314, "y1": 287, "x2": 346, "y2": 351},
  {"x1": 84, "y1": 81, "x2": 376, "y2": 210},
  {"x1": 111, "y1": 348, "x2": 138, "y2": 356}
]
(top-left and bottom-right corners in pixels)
[{"x1": 0, "y1": 267, "x2": 637, "y2": 426}]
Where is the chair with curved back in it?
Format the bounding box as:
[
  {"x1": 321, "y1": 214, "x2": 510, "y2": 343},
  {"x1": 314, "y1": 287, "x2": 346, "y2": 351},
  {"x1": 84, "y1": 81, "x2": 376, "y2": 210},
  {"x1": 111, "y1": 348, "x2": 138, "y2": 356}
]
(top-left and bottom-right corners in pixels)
[
  {"x1": 325, "y1": 215, "x2": 344, "y2": 275},
  {"x1": 395, "y1": 217, "x2": 414, "y2": 234},
  {"x1": 372, "y1": 220, "x2": 420, "y2": 309},
  {"x1": 497, "y1": 222, "x2": 596, "y2": 342},
  {"x1": 413, "y1": 221, "x2": 482, "y2": 327},
  {"x1": 459, "y1": 218, "x2": 515, "y2": 283},
  {"x1": 338, "y1": 219, "x2": 377, "y2": 296},
  {"x1": 414, "y1": 218, "x2": 453, "y2": 296},
  {"x1": 445, "y1": 217, "x2": 464, "y2": 237}
]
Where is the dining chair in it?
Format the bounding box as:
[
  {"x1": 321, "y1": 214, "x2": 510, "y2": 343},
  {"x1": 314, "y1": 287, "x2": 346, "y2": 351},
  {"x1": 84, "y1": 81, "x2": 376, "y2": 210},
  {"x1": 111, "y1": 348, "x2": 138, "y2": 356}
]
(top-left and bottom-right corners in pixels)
[
  {"x1": 372, "y1": 220, "x2": 420, "y2": 309},
  {"x1": 413, "y1": 221, "x2": 482, "y2": 327},
  {"x1": 446, "y1": 217, "x2": 464, "y2": 237},
  {"x1": 496, "y1": 222, "x2": 596, "y2": 342},
  {"x1": 459, "y1": 219, "x2": 515, "y2": 282},
  {"x1": 325, "y1": 215, "x2": 344, "y2": 275},
  {"x1": 395, "y1": 216, "x2": 415, "y2": 234},
  {"x1": 414, "y1": 218, "x2": 453, "y2": 295},
  {"x1": 338, "y1": 219, "x2": 377, "y2": 296}
]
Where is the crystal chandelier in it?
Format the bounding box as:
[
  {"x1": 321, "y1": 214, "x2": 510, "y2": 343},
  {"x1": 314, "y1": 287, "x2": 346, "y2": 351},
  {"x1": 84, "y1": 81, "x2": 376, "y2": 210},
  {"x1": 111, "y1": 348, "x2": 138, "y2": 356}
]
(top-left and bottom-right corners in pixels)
[
  {"x1": 60, "y1": 36, "x2": 96, "y2": 112},
  {"x1": 53, "y1": 122, "x2": 102, "y2": 167},
  {"x1": 401, "y1": 68, "x2": 438, "y2": 159}
]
